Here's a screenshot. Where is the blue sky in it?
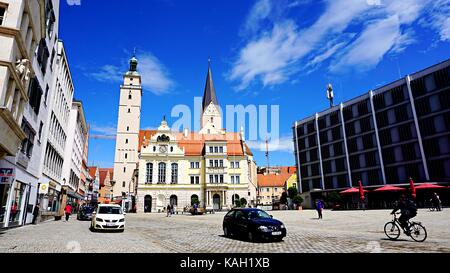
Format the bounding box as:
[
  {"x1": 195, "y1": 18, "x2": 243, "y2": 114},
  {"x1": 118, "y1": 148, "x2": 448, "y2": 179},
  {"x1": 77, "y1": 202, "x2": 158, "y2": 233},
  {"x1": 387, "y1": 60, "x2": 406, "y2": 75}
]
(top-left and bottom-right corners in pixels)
[{"x1": 60, "y1": 0, "x2": 450, "y2": 168}]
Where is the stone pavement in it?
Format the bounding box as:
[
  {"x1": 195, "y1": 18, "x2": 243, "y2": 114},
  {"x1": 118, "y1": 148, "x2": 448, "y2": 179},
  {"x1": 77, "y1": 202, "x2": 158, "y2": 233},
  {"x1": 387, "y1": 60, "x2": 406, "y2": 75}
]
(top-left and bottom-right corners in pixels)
[{"x1": 0, "y1": 209, "x2": 449, "y2": 253}]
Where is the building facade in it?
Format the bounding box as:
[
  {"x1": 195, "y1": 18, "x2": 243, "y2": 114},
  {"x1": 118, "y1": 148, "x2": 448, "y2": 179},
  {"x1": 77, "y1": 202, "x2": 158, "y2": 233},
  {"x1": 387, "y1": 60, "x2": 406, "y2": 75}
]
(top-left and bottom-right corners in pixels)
[
  {"x1": 98, "y1": 168, "x2": 113, "y2": 204},
  {"x1": 112, "y1": 56, "x2": 141, "y2": 200},
  {"x1": 61, "y1": 100, "x2": 88, "y2": 206},
  {"x1": 0, "y1": 0, "x2": 60, "y2": 228},
  {"x1": 112, "y1": 57, "x2": 257, "y2": 213},
  {"x1": 38, "y1": 39, "x2": 75, "y2": 219},
  {"x1": 293, "y1": 60, "x2": 450, "y2": 207}
]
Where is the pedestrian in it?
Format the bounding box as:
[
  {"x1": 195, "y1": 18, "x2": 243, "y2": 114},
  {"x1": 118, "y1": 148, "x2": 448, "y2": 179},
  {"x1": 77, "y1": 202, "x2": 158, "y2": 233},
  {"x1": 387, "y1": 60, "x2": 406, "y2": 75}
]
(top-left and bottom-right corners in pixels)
[
  {"x1": 10, "y1": 202, "x2": 18, "y2": 222},
  {"x1": 65, "y1": 203, "x2": 72, "y2": 222},
  {"x1": 316, "y1": 199, "x2": 324, "y2": 219},
  {"x1": 32, "y1": 203, "x2": 40, "y2": 225},
  {"x1": 167, "y1": 204, "x2": 171, "y2": 217},
  {"x1": 432, "y1": 192, "x2": 442, "y2": 211}
]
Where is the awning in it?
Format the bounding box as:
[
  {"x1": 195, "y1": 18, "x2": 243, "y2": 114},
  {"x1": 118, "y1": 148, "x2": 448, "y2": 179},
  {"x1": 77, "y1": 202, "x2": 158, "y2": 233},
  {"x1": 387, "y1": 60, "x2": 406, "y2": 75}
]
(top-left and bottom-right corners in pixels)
[
  {"x1": 373, "y1": 186, "x2": 406, "y2": 192},
  {"x1": 415, "y1": 183, "x2": 447, "y2": 190},
  {"x1": 67, "y1": 189, "x2": 84, "y2": 200},
  {"x1": 340, "y1": 188, "x2": 369, "y2": 194}
]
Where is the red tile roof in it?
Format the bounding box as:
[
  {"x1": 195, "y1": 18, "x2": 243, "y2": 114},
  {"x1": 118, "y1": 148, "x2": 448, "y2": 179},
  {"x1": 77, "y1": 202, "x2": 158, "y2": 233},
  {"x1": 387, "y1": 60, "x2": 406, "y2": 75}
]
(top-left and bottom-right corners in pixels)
[
  {"x1": 98, "y1": 169, "x2": 108, "y2": 187},
  {"x1": 88, "y1": 167, "x2": 97, "y2": 179},
  {"x1": 257, "y1": 173, "x2": 292, "y2": 187},
  {"x1": 138, "y1": 130, "x2": 253, "y2": 157}
]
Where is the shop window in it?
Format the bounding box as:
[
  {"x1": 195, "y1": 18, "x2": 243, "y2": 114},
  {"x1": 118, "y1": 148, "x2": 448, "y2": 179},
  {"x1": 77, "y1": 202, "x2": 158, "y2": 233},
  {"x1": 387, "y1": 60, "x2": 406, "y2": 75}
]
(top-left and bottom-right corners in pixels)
[
  {"x1": 28, "y1": 77, "x2": 43, "y2": 115},
  {"x1": 20, "y1": 120, "x2": 35, "y2": 158}
]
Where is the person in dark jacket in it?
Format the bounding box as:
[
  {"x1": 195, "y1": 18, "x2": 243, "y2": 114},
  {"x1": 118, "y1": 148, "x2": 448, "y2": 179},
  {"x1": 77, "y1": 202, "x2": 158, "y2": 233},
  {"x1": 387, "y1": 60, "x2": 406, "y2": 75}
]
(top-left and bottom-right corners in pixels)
[
  {"x1": 391, "y1": 194, "x2": 417, "y2": 235},
  {"x1": 316, "y1": 199, "x2": 324, "y2": 219},
  {"x1": 32, "y1": 203, "x2": 40, "y2": 225}
]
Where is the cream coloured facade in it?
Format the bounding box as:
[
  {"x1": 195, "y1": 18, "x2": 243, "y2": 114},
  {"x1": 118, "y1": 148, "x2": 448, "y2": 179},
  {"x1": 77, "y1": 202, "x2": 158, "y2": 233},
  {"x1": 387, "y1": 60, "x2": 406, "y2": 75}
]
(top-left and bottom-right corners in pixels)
[
  {"x1": 112, "y1": 56, "x2": 141, "y2": 198},
  {"x1": 0, "y1": 0, "x2": 44, "y2": 159}
]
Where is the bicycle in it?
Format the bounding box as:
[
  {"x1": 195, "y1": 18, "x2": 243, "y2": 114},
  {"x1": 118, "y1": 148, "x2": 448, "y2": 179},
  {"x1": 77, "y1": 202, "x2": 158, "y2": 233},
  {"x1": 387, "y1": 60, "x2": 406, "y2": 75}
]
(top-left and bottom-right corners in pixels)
[{"x1": 384, "y1": 213, "x2": 427, "y2": 242}]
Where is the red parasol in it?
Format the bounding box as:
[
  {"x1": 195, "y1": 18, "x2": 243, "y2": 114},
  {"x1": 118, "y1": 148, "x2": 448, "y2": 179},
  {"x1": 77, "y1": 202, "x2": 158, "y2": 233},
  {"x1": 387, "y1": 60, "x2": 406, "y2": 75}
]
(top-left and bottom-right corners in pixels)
[
  {"x1": 359, "y1": 181, "x2": 365, "y2": 202},
  {"x1": 409, "y1": 178, "x2": 417, "y2": 200},
  {"x1": 415, "y1": 183, "x2": 447, "y2": 190},
  {"x1": 340, "y1": 188, "x2": 360, "y2": 194},
  {"x1": 373, "y1": 185, "x2": 406, "y2": 192}
]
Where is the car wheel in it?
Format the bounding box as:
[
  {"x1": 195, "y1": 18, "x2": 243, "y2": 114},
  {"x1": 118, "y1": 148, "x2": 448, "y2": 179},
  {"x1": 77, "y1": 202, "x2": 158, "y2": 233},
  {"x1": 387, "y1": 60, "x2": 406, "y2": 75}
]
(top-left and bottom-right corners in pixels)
[
  {"x1": 224, "y1": 226, "x2": 230, "y2": 237},
  {"x1": 248, "y1": 231, "x2": 255, "y2": 242}
]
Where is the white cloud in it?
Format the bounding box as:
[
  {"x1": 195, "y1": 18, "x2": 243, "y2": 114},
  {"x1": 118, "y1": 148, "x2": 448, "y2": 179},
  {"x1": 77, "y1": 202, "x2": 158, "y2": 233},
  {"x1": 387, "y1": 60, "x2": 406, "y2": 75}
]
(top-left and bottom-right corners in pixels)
[
  {"x1": 330, "y1": 16, "x2": 401, "y2": 72},
  {"x1": 241, "y1": 0, "x2": 272, "y2": 37},
  {"x1": 138, "y1": 52, "x2": 175, "y2": 95},
  {"x1": 89, "y1": 65, "x2": 123, "y2": 82},
  {"x1": 247, "y1": 136, "x2": 294, "y2": 153},
  {"x1": 90, "y1": 125, "x2": 117, "y2": 140},
  {"x1": 88, "y1": 51, "x2": 175, "y2": 95},
  {"x1": 419, "y1": 0, "x2": 450, "y2": 42},
  {"x1": 229, "y1": 0, "x2": 448, "y2": 89}
]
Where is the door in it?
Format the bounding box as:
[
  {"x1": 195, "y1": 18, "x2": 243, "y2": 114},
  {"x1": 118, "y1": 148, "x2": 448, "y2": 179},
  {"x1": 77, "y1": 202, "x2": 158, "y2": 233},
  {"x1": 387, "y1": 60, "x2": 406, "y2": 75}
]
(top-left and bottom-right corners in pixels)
[
  {"x1": 213, "y1": 194, "x2": 221, "y2": 211},
  {"x1": 234, "y1": 210, "x2": 248, "y2": 236},
  {"x1": 144, "y1": 195, "x2": 152, "y2": 213}
]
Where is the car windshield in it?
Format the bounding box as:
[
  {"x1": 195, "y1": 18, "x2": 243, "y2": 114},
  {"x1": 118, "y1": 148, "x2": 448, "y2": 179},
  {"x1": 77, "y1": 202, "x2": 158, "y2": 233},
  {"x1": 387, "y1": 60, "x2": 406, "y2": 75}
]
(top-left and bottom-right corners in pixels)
[
  {"x1": 83, "y1": 207, "x2": 94, "y2": 213},
  {"x1": 98, "y1": 206, "x2": 122, "y2": 215},
  {"x1": 246, "y1": 210, "x2": 272, "y2": 219}
]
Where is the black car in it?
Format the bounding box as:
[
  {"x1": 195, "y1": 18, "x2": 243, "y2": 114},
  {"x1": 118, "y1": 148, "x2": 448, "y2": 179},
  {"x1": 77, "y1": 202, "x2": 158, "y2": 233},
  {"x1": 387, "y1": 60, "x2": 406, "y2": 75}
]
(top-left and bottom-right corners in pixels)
[
  {"x1": 223, "y1": 208, "x2": 287, "y2": 242},
  {"x1": 77, "y1": 206, "x2": 95, "y2": 221}
]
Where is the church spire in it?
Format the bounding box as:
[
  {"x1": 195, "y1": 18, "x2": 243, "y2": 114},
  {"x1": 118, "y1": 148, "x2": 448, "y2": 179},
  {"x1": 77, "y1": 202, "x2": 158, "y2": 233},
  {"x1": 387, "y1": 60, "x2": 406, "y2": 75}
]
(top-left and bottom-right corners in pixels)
[{"x1": 202, "y1": 58, "x2": 219, "y2": 112}]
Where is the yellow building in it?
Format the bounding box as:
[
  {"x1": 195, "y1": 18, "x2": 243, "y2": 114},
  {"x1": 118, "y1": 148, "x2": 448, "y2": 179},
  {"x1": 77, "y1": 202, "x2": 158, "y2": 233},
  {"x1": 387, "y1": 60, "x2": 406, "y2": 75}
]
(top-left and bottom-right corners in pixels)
[{"x1": 112, "y1": 57, "x2": 258, "y2": 212}]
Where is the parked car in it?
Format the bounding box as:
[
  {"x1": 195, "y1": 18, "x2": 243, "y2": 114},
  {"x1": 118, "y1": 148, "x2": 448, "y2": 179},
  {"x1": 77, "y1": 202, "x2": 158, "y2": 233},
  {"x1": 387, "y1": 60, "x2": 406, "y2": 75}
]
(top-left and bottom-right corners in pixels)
[
  {"x1": 77, "y1": 206, "x2": 95, "y2": 221},
  {"x1": 90, "y1": 204, "x2": 125, "y2": 232},
  {"x1": 223, "y1": 208, "x2": 287, "y2": 242}
]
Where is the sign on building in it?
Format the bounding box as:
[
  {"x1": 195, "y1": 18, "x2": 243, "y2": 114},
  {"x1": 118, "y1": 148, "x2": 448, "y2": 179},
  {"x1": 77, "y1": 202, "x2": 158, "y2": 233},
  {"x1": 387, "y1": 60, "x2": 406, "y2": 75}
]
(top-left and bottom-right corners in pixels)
[
  {"x1": 39, "y1": 183, "x2": 50, "y2": 195},
  {"x1": 0, "y1": 168, "x2": 14, "y2": 185}
]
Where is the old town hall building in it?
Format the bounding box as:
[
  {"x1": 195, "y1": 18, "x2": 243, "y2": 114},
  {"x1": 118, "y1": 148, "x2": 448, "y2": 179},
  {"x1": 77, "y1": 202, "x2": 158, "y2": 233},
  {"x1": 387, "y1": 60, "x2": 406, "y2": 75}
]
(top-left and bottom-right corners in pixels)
[{"x1": 113, "y1": 57, "x2": 258, "y2": 212}]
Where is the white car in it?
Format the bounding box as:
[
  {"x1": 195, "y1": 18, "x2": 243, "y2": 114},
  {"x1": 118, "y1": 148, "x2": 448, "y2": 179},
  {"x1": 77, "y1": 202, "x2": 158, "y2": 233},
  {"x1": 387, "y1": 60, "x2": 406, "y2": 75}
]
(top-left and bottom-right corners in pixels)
[{"x1": 90, "y1": 204, "x2": 125, "y2": 232}]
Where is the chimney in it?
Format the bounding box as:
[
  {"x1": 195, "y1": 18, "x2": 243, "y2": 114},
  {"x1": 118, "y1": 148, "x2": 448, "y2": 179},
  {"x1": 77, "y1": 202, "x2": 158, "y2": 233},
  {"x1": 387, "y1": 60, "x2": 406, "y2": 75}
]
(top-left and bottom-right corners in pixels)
[{"x1": 184, "y1": 128, "x2": 189, "y2": 138}]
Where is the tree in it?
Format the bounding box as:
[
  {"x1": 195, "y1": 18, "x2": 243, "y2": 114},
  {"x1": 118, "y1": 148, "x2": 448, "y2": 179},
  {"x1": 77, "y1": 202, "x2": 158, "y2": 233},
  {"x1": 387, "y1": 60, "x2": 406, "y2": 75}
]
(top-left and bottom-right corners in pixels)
[
  {"x1": 327, "y1": 192, "x2": 342, "y2": 204},
  {"x1": 280, "y1": 192, "x2": 288, "y2": 205},
  {"x1": 240, "y1": 198, "x2": 248, "y2": 207},
  {"x1": 292, "y1": 195, "x2": 304, "y2": 206},
  {"x1": 288, "y1": 187, "x2": 299, "y2": 199},
  {"x1": 191, "y1": 196, "x2": 199, "y2": 206}
]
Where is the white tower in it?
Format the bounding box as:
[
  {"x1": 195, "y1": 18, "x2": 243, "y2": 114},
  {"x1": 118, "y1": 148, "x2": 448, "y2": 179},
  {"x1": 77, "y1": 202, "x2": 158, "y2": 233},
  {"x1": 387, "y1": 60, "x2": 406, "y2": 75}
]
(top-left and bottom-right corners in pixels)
[{"x1": 113, "y1": 56, "x2": 142, "y2": 197}]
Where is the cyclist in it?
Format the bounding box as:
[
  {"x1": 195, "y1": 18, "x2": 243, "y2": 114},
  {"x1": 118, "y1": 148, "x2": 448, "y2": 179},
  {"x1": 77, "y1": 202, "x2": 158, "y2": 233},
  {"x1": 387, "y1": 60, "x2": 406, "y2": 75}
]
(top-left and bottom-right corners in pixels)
[{"x1": 391, "y1": 194, "x2": 417, "y2": 235}]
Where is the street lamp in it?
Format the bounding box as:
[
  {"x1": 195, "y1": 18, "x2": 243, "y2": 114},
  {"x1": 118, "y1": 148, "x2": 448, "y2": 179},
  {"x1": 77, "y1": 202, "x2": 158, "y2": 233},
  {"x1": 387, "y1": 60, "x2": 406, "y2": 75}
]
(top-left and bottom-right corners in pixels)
[{"x1": 327, "y1": 84, "x2": 334, "y2": 108}]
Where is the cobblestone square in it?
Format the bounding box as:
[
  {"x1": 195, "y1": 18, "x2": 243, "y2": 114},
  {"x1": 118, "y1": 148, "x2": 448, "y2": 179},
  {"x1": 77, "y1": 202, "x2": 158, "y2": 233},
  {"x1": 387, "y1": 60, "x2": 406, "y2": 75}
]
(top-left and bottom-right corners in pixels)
[{"x1": 1, "y1": 209, "x2": 449, "y2": 253}]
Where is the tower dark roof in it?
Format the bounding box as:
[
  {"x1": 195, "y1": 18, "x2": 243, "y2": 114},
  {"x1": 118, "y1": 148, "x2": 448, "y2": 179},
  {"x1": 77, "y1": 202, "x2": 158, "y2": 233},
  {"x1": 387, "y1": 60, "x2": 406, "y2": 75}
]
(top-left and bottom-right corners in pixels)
[{"x1": 202, "y1": 62, "x2": 219, "y2": 112}]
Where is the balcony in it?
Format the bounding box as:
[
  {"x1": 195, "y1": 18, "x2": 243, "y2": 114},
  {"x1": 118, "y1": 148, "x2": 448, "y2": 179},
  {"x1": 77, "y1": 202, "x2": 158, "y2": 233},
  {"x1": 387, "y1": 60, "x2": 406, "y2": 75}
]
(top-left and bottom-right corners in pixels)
[{"x1": 0, "y1": 107, "x2": 26, "y2": 158}]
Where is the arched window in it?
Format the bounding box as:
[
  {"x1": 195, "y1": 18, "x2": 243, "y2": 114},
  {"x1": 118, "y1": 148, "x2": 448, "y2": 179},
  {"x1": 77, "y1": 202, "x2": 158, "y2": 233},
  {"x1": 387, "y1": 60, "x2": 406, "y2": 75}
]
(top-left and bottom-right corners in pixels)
[
  {"x1": 170, "y1": 146, "x2": 174, "y2": 152},
  {"x1": 153, "y1": 146, "x2": 156, "y2": 152},
  {"x1": 158, "y1": 162, "x2": 166, "y2": 184},
  {"x1": 128, "y1": 91, "x2": 132, "y2": 100},
  {"x1": 128, "y1": 108, "x2": 131, "y2": 113},
  {"x1": 171, "y1": 163, "x2": 178, "y2": 184},
  {"x1": 125, "y1": 153, "x2": 128, "y2": 159},
  {"x1": 125, "y1": 139, "x2": 128, "y2": 144},
  {"x1": 146, "y1": 163, "x2": 153, "y2": 184}
]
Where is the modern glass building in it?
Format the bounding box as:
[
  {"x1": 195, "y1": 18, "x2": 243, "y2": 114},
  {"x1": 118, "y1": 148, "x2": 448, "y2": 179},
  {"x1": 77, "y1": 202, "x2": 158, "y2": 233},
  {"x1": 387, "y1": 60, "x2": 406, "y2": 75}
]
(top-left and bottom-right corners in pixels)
[{"x1": 293, "y1": 59, "x2": 450, "y2": 199}]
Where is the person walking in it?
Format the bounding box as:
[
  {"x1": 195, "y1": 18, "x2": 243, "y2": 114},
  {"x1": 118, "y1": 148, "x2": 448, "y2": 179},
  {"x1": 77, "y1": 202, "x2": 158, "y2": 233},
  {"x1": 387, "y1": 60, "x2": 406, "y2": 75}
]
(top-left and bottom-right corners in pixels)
[
  {"x1": 166, "y1": 204, "x2": 171, "y2": 217},
  {"x1": 10, "y1": 202, "x2": 18, "y2": 222},
  {"x1": 65, "y1": 203, "x2": 72, "y2": 222},
  {"x1": 432, "y1": 193, "x2": 442, "y2": 211},
  {"x1": 316, "y1": 199, "x2": 324, "y2": 219},
  {"x1": 32, "y1": 203, "x2": 40, "y2": 225}
]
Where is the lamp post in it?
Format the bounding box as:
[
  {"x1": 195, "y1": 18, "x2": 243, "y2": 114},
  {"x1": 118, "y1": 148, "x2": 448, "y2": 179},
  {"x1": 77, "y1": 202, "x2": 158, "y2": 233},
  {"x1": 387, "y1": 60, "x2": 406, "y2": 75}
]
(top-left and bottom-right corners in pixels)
[{"x1": 327, "y1": 84, "x2": 334, "y2": 108}]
